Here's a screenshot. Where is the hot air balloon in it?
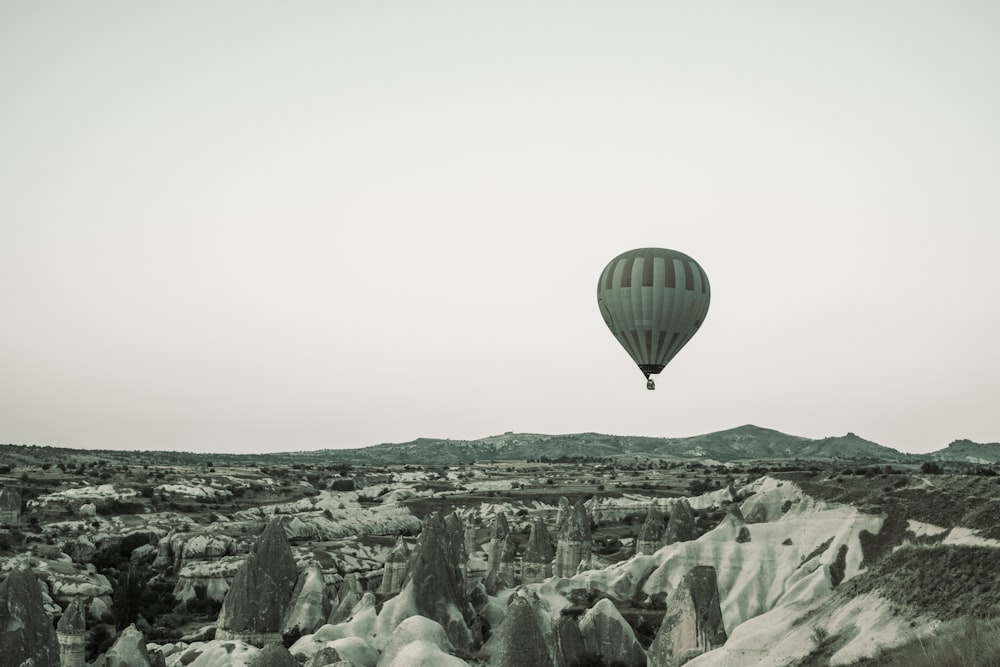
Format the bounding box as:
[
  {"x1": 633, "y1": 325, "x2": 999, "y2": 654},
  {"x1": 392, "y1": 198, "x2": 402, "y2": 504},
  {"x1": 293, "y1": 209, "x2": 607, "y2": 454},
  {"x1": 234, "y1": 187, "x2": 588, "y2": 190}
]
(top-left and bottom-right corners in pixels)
[{"x1": 597, "y1": 247, "x2": 710, "y2": 390}]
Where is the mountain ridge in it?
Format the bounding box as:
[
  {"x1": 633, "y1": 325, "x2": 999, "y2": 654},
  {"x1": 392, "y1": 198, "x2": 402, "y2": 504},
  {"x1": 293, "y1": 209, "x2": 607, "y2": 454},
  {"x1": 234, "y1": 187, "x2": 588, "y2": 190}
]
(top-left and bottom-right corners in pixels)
[
  {"x1": 2, "y1": 425, "x2": 997, "y2": 465},
  {"x1": 305, "y1": 424, "x2": 997, "y2": 465}
]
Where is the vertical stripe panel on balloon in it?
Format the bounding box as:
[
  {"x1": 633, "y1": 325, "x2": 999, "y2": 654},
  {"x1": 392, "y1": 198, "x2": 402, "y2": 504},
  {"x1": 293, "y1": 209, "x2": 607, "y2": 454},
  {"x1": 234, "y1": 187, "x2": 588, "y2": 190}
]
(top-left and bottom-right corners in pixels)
[
  {"x1": 650, "y1": 256, "x2": 667, "y2": 364},
  {"x1": 683, "y1": 260, "x2": 695, "y2": 292},
  {"x1": 629, "y1": 255, "x2": 648, "y2": 363},
  {"x1": 665, "y1": 258, "x2": 685, "y2": 356},
  {"x1": 638, "y1": 252, "x2": 653, "y2": 365},
  {"x1": 639, "y1": 261, "x2": 655, "y2": 364},
  {"x1": 608, "y1": 259, "x2": 627, "y2": 336},
  {"x1": 610, "y1": 258, "x2": 640, "y2": 363},
  {"x1": 664, "y1": 256, "x2": 676, "y2": 288},
  {"x1": 621, "y1": 255, "x2": 635, "y2": 288}
]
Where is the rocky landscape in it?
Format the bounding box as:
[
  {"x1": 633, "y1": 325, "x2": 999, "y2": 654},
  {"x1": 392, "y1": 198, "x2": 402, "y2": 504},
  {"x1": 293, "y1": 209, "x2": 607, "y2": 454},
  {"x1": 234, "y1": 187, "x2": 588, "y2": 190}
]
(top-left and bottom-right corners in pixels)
[{"x1": 1, "y1": 425, "x2": 999, "y2": 666}]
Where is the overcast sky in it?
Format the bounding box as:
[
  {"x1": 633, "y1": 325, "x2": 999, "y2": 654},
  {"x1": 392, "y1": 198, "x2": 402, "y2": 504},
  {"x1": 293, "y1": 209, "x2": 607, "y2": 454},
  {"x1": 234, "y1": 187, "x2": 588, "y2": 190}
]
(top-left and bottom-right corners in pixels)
[{"x1": 3, "y1": 1, "x2": 998, "y2": 455}]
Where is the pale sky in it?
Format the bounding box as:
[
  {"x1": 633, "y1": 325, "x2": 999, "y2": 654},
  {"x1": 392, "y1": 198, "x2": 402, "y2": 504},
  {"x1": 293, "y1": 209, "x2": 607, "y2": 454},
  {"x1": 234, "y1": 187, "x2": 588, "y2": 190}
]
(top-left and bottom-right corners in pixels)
[{"x1": 3, "y1": 1, "x2": 998, "y2": 455}]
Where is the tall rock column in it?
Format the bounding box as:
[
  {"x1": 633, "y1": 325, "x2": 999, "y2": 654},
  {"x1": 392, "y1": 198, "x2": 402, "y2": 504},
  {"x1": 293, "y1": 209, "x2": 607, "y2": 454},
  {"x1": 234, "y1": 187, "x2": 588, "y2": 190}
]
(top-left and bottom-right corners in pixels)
[
  {"x1": 56, "y1": 597, "x2": 86, "y2": 667},
  {"x1": 486, "y1": 513, "x2": 510, "y2": 579},
  {"x1": 522, "y1": 519, "x2": 554, "y2": 584},
  {"x1": 485, "y1": 513, "x2": 516, "y2": 592},
  {"x1": 0, "y1": 486, "x2": 21, "y2": 526},
  {"x1": 664, "y1": 498, "x2": 696, "y2": 545},
  {"x1": 379, "y1": 537, "x2": 411, "y2": 595},
  {"x1": 553, "y1": 500, "x2": 593, "y2": 578},
  {"x1": 647, "y1": 565, "x2": 727, "y2": 667},
  {"x1": 496, "y1": 534, "x2": 518, "y2": 589},
  {"x1": 406, "y1": 512, "x2": 476, "y2": 649},
  {"x1": 215, "y1": 518, "x2": 299, "y2": 647},
  {"x1": 445, "y1": 513, "x2": 469, "y2": 581},
  {"x1": 484, "y1": 589, "x2": 554, "y2": 667},
  {"x1": 99, "y1": 624, "x2": 157, "y2": 666},
  {"x1": 573, "y1": 499, "x2": 593, "y2": 566},
  {"x1": 554, "y1": 497, "x2": 571, "y2": 535},
  {"x1": 579, "y1": 598, "x2": 647, "y2": 667},
  {"x1": 463, "y1": 521, "x2": 480, "y2": 557},
  {"x1": 637, "y1": 507, "x2": 666, "y2": 555},
  {"x1": 0, "y1": 566, "x2": 61, "y2": 667}
]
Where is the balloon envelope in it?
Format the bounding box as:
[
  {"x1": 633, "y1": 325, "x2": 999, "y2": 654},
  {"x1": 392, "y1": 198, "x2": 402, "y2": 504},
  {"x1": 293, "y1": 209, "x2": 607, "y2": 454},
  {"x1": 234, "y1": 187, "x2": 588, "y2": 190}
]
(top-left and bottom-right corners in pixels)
[{"x1": 597, "y1": 247, "x2": 710, "y2": 379}]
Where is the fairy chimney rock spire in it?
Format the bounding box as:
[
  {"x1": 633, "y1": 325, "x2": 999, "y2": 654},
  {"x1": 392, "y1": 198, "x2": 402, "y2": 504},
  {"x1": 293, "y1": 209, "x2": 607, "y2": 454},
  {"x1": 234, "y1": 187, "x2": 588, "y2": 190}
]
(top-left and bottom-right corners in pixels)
[
  {"x1": 664, "y1": 498, "x2": 697, "y2": 545},
  {"x1": 0, "y1": 565, "x2": 61, "y2": 667},
  {"x1": 637, "y1": 506, "x2": 666, "y2": 555},
  {"x1": 379, "y1": 537, "x2": 411, "y2": 594},
  {"x1": 56, "y1": 597, "x2": 86, "y2": 667},
  {"x1": 522, "y1": 519, "x2": 555, "y2": 584},
  {"x1": 215, "y1": 517, "x2": 299, "y2": 647}
]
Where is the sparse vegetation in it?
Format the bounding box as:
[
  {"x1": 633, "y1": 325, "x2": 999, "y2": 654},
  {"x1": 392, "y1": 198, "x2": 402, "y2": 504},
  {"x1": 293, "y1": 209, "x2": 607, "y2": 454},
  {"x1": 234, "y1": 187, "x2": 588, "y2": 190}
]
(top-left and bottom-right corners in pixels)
[
  {"x1": 852, "y1": 618, "x2": 1000, "y2": 667},
  {"x1": 843, "y1": 545, "x2": 1000, "y2": 619}
]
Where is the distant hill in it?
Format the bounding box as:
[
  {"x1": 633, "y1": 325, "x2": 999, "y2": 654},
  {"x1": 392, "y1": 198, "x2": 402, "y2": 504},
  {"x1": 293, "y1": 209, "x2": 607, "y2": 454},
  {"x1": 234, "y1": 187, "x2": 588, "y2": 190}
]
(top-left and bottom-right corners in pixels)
[{"x1": 929, "y1": 439, "x2": 1000, "y2": 464}]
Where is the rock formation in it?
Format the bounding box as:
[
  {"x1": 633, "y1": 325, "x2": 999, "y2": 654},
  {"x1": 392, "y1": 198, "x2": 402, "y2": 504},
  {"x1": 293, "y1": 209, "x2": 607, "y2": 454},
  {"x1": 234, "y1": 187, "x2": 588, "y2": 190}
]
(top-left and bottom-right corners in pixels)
[
  {"x1": 56, "y1": 597, "x2": 86, "y2": 667},
  {"x1": 377, "y1": 615, "x2": 460, "y2": 667},
  {"x1": 495, "y1": 533, "x2": 518, "y2": 589},
  {"x1": 647, "y1": 565, "x2": 727, "y2": 667},
  {"x1": 554, "y1": 496, "x2": 571, "y2": 535},
  {"x1": 553, "y1": 614, "x2": 586, "y2": 667},
  {"x1": 463, "y1": 522, "x2": 480, "y2": 557},
  {"x1": 406, "y1": 512, "x2": 476, "y2": 649},
  {"x1": 726, "y1": 508, "x2": 751, "y2": 543},
  {"x1": 305, "y1": 646, "x2": 342, "y2": 666},
  {"x1": 445, "y1": 512, "x2": 468, "y2": 568},
  {"x1": 282, "y1": 561, "x2": 331, "y2": 636},
  {"x1": 664, "y1": 498, "x2": 696, "y2": 545},
  {"x1": 486, "y1": 590, "x2": 554, "y2": 667},
  {"x1": 215, "y1": 517, "x2": 299, "y2": 646},
  {"x1": 0, "y1": 566, "x2": 60, "y2": 667},
  {"x1": 252, "y1": 643, "x2": 298, "y2": 667},
  {"x1": 379, "y1": 537, "x2": 410, "y2": 595},
  {"x1": 486, "y1": 512, "x2": 511, "y2": 579},
  {"x1": 522, "y1": 519, "x2": 555, "y2": 584},
  {"x1": 579, "y1": 598, "x2": 647, "y2": 667},
  {"x1": 0, "y1": 486, "x2": 20, "y2": 526},
  {"x1": 328, "y1": 580, "x2": 360, "y2": 625},
  {"x1": 554, "y1": 499, "x2": 593, "y2": 578},
  {"x1": 637, "y1": 507, "x2": 666, "y2": 555},
  {"x1": 574, "y1": 499, "x2": 593, "y2": 560},
  {"x1": 484, "y1": 512, "x2": 517, "y2": 592},
  {"x1": 94, "y1": 624, "x2": 158, "y2": 667},
  {"x1": 155, "y1": 529, "x2": 241, "y2": 571}
]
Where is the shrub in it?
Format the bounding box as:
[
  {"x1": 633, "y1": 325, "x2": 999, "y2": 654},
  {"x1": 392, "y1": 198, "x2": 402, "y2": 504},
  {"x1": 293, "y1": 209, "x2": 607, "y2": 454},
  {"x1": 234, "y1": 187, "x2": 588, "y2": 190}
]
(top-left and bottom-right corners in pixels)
[
  {"x1": 282, "y1": 625, "x2": 302, "y2": 648},
  {"x1": 920, "y1": 461, "x2": 944, "y2": 475},
  {"x1": 86, "y1": 623, "x2": 116, "y2": 662}
]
